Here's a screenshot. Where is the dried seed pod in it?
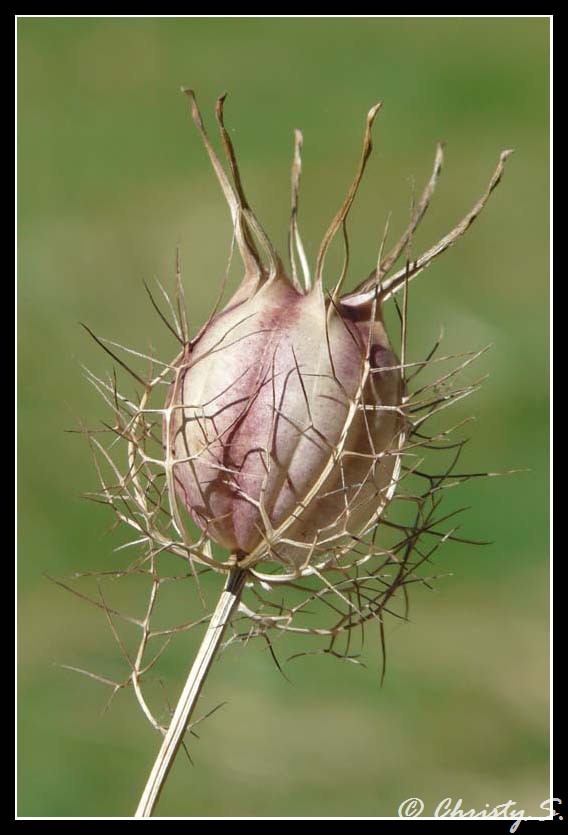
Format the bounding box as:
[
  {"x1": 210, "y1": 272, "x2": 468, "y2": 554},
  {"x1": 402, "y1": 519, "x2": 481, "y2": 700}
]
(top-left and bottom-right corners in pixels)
[
  {"x1": 163, "y1": 94, "x2": 405, "y2": 572},
  {"x1": 165, "y1": 276, "x2": 404, "y2": 568},
  {"x1": 162, "y1": 92, "x2": 510, "y2": 577},
  {"x1": 76, "y1": 90, "x2": 512, "y2": 818}
]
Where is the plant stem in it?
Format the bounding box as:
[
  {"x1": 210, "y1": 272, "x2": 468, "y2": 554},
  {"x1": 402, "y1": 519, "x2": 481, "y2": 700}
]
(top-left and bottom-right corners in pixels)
[{"x1": 134, "y1": 566, "x2": 247, "y2": 818}]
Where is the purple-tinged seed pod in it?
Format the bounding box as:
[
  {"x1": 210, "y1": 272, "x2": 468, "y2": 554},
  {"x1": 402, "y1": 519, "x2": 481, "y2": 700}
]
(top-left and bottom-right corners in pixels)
[
  {"x1": 165, "y1": 273, "x2": 404, "y2": 567},
  {"x1": 162, "y1": 91, "x2": 511, "y2": 573},
  {"x1": 162, "y1": 93, "x2": 413, "y2": 570}
]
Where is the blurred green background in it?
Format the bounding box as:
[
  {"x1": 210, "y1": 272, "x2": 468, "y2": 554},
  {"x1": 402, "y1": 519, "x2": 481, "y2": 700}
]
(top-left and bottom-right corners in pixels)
[{"x1": 18, "y1": 17, "x2": 549, "y2": 818}]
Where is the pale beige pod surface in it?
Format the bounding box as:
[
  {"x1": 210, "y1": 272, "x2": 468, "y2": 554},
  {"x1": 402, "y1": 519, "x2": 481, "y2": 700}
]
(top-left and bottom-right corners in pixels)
[{"x1": 165, "y1": 273, "x2": 405, "y2": 567}]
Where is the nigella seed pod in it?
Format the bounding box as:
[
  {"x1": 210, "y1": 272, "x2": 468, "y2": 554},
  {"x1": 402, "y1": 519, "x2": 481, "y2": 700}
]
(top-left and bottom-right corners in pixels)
[
  {"x1": 161, "y1": 92, "x2": 510, "y2": 578},
  {"x1": 165, "y1": 273, "x2": 404, "y2": 567},
  {"x1": 162, "y1": 94, "x2": 410, "y2": 570},
  {"x1": 79, "y1": 88, "x2": 511, "y2": 817}
]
